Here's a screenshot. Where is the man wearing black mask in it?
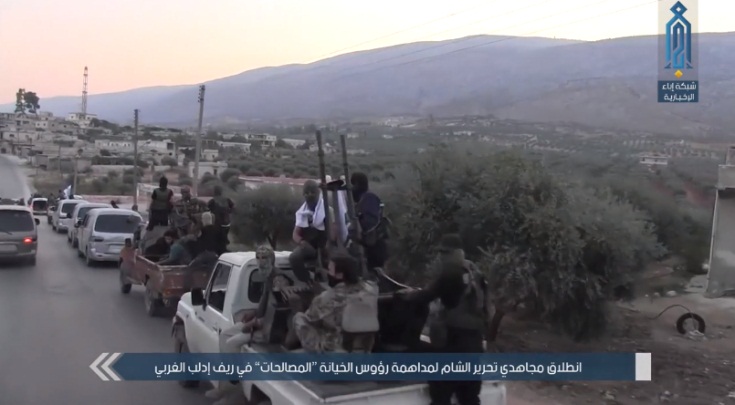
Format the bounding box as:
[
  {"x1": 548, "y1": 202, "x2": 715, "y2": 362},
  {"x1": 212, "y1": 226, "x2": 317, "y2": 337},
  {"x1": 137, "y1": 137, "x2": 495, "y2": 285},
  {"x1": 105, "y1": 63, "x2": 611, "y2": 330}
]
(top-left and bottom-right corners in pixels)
[
  {"x1": 396, "y1": 234, "x2": 489, "y2": 405},
  {"x1": 207, "y1": 185, "x2": 234, "y2": 254},
  {"x1": 350, "y1": 172, "x2": 388, "y2": 270}
]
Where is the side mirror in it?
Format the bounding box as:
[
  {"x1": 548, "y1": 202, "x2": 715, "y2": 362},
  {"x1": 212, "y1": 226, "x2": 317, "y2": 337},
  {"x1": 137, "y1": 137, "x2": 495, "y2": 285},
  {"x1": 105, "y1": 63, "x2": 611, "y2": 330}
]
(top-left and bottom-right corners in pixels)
[
  {"x1": 34, "y1": 218, "x2": 40, "y2": 225},
  {"x1": 191, "y1": 288, "x2": 205, "y2": 307},
  {"x1": 74, "y1": 222, "x2": 81, "y2": 228}
]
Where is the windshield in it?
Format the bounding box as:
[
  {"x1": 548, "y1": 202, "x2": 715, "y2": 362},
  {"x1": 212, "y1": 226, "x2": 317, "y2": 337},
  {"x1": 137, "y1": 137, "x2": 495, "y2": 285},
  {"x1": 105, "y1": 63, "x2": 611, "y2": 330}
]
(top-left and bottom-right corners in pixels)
[
  {"x1": 77, "y1": 206, "x2": 101, "y2": 219},
  {"x1": 94, "y1": 215, "x2": 140, "y2": 233},
  {"x1": 61, "y1": 202, "x2": 81, "y2": 215},
  {"x1": 32, "y1": 200, "x2": 48, "y2": 210},
  {"x1": 0, "y1": 210, "x2": 35, "y2": 232}
]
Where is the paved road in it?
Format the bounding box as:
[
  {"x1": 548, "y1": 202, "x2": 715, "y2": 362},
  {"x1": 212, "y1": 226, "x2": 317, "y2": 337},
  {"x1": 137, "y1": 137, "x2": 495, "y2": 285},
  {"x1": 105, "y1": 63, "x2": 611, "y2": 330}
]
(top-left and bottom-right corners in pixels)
[{"x1": 0, "y1": 157, "x2": 210, "y2": 405}]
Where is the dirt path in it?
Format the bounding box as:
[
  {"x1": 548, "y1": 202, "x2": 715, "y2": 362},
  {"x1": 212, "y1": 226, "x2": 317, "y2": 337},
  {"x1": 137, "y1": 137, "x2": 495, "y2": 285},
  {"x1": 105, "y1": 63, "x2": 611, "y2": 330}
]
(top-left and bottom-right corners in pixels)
[{"x1": 500, "y1": 292, "x2": 735, "y2": 405}]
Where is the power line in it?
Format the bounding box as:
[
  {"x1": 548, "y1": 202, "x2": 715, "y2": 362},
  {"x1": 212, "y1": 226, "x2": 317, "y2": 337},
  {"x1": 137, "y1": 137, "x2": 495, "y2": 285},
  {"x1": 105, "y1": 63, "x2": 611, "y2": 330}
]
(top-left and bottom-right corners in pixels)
[{"x1": 337, "y1": 0, "x2": 658, "y2": 81}]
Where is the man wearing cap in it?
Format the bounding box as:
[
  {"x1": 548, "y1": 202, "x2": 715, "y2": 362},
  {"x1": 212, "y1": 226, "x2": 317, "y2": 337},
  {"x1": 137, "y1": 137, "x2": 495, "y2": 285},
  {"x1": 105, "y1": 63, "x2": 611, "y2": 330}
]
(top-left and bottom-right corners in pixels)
[{"x1": 396, "y1": 234, "x2": 488, "y2": 405}]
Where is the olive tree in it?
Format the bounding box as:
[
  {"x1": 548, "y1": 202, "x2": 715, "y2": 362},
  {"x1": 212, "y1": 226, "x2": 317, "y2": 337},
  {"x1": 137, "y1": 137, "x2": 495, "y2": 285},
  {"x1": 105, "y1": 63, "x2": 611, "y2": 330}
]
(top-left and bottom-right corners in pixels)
[{"x1": 383, "y1": 146, "x2": 663, "y2": 341}]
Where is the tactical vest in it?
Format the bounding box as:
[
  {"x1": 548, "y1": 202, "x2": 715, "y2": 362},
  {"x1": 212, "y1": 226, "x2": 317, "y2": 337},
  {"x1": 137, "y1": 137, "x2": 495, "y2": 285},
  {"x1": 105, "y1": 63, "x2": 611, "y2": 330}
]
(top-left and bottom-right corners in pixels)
[{"x1": 150, "y1": 188, "x2": 172, "y2": 211}]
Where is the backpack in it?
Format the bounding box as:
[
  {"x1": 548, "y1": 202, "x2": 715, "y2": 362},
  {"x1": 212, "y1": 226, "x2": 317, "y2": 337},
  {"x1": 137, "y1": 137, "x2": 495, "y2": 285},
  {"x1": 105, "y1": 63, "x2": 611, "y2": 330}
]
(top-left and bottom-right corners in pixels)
[{"x1": 428, "y1": 261, "x2": 487, "y2": 348}]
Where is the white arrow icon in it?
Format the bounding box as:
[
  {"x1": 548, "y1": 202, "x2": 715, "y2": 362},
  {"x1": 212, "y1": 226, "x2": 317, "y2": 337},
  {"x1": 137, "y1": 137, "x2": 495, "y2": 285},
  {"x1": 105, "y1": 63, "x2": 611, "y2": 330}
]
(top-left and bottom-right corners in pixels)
[{"x1": 90, "y1": 352, "x2": 122, "y2": 381}]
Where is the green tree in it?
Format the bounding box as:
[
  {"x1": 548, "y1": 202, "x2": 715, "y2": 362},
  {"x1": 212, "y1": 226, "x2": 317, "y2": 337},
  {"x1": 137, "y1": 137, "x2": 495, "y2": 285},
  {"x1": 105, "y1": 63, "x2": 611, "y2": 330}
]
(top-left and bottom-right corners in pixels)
[
  {"x1": 161, "y1": 156, "x2": 178, "y2": 167},
  {"x1": 230, "y1": 185, "x2": 302, "y2": 249},
  {"x1": 384, "y1": 146, "x2": 662, "y2": 341},
  {"x1": 23, "y1": 91, "x2": 40, "y2": 113}
]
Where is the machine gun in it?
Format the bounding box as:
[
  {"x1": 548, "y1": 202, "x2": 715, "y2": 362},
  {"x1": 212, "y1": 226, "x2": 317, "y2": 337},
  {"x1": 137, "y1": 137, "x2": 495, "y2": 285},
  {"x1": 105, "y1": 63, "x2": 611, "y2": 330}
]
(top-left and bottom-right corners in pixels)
[{"x1": 339, "y1": 134, "x2": 369, "y2": 279}]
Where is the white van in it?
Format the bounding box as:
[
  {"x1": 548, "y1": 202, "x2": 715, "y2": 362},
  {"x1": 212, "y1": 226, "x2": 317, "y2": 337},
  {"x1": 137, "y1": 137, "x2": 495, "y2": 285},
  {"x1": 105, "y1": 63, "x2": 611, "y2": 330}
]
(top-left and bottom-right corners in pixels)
[
  {"x1": 67, "y1": 203, "x2": 111, "y2": 247},
  {"x1": 52, "y1": 199, "x2": 88, "y2": 233},
  {"x1": 76, "y1": 208, "x2": 142, "y2": 266}
]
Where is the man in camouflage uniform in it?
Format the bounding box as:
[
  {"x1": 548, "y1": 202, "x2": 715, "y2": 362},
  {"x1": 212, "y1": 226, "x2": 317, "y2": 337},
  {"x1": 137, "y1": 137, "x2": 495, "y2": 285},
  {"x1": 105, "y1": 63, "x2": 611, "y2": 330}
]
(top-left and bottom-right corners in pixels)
[
  {"x1": 174, "y1": 186, "x2": 206, "y2": 218},
  {"x1": 284, "y1": 250, "x2": 367, "y2": 352}
]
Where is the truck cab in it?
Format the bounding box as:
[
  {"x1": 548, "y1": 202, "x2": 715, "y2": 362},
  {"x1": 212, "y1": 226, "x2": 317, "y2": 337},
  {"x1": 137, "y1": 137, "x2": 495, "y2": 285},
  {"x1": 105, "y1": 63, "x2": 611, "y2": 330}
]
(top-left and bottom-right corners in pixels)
[{"x1": 174, "y1": 251, "x2": 506, "y2": 405}]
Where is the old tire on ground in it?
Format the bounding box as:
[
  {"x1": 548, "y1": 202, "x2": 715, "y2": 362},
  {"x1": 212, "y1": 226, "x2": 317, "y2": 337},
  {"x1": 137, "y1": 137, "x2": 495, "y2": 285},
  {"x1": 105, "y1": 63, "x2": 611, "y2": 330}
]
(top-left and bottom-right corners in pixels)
[
  {"x1": 676, "y1": 312, "x2": 706, "y2": 334},
  {"x1": 119, "y1": 265, "x2": 132, "y2": 294},
  {"x1": 144, "y1": 284, "x2": 163, "y2": 317},
  {"x1": 174, "y1": 328, "x2": 199, "y2": 388}
]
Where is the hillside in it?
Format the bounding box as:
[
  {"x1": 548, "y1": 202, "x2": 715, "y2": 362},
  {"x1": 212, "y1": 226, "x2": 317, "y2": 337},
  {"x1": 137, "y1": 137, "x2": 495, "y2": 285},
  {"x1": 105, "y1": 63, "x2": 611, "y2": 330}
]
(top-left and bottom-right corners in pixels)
[{"x1": 4, "y1": 33, "x2": 734, "y2": 135}]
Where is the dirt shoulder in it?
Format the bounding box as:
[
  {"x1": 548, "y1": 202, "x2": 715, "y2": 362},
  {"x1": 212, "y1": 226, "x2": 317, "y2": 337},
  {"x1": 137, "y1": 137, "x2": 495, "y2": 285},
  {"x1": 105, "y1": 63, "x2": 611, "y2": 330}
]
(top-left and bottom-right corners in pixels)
[{"x1": 502, "y1": 292, "x2": 735, "y2": 405}]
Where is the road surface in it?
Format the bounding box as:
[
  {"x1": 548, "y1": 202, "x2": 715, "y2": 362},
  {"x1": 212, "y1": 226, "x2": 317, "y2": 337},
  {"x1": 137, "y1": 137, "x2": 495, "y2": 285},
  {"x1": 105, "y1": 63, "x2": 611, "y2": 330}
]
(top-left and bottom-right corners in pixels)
[{"x1": 0, "y1": 157, "x2": 210, "y2": 405}]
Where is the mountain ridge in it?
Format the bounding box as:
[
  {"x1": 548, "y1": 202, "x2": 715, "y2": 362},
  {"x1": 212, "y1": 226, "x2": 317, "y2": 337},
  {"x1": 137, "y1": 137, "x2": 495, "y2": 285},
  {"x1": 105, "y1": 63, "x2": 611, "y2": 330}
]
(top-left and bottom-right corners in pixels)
[{"x1": 3, "y1": 33, "x2": 732, "y2": 136}]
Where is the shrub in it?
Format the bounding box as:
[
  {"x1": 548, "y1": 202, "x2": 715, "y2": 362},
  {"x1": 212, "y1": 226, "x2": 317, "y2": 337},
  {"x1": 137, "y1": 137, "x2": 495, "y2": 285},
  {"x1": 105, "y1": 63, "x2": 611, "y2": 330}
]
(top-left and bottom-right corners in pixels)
[
  {"x1": 381, "y1": 146, "x2": 662, "y2": 340},
  {"x1": 230, "y1": 185, "x2": 302, "y2": 249}
]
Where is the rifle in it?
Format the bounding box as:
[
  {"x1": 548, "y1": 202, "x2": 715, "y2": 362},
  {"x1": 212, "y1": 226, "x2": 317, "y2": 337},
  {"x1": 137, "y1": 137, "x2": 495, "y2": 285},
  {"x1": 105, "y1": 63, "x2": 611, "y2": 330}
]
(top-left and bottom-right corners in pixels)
[
  {"x1": 339, "y1": 134, "x2": 368, "y2": 279},
  {"x1": 315, "y1": 131, "x2": 333, "y2": 275}
]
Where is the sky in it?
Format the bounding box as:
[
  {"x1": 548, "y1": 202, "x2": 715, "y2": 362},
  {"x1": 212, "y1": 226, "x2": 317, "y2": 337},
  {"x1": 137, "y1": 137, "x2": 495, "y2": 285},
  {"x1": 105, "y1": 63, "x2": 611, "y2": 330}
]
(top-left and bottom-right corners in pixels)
[{"x1": 0, "y1": 0, "x2": 731, "y2": 103}]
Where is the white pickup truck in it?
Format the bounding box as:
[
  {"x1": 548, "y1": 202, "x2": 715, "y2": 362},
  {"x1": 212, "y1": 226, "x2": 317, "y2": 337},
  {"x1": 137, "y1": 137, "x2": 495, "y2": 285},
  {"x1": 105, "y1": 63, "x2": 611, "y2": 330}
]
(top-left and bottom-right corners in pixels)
[{"x1": 174, "y1": 251, "x2": 506, "y2": 405}]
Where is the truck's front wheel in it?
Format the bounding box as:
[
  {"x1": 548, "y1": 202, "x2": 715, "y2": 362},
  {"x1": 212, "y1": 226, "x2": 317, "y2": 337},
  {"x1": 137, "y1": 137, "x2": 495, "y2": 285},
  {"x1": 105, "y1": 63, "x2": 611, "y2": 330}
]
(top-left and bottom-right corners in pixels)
[{"x1": 174, "y1": 327, "x2": 199, "y2": 388}]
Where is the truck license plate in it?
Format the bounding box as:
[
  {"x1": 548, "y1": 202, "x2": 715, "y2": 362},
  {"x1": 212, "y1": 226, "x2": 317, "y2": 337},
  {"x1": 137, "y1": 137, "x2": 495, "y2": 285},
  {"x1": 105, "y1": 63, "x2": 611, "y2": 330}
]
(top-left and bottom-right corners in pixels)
[
  {"x1": 108, "y1": 245, "x2": 122, "y2": 253},
  {"x1": 0, "y1": 245, "x2": 17, "y2": 253}
]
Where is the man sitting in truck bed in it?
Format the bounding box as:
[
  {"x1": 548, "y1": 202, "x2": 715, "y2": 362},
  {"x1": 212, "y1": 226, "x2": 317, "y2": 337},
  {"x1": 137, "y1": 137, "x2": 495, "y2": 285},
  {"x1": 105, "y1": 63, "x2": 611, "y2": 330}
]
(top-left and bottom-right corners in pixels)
[{"x1": 284, "y1": 249, "x2": 368, "y2": 352}]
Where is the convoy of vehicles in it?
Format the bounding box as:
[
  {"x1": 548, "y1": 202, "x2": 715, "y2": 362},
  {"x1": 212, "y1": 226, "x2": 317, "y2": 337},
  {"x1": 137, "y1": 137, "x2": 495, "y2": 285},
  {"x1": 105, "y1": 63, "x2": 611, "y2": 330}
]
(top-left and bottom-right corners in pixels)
[
  {"x1": 174, "y1": 252, "x2": 507, "y2": 405},
  {"x1": 0, "y1": 205, "x2": 40, "y2": 266},
  {"x1": 75, "y1": 208, "x2": 142, "y2": 266},
  {"x1": 29, "y1": 197, "x2": 48, "y2": 216},
  {"x1": 52, "y1": 199, "x2": 88, "y2": 233},
  {"x1": 68, "y1": 203, "x2": 111, "y2": 247}
]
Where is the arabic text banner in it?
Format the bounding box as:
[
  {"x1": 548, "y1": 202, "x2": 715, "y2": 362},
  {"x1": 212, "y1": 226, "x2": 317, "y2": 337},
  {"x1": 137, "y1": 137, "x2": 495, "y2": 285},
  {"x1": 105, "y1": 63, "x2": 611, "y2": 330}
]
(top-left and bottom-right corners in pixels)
[{"x1": 90, "y1": 353, "x2": 652, "y2": 382}]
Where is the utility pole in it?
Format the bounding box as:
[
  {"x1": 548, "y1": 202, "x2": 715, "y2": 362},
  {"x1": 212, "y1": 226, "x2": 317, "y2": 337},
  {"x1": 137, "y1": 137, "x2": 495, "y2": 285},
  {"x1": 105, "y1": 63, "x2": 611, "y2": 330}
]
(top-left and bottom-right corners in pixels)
[
  {"x1": 72, "y1": 153, "x2": 79, "y2": 196},
  {"x1": 193, "y1": 85, "x2": 205, "y2": 197},
  {"x1": 133, "y1": 109, "x2": 139, "y2": 208}
]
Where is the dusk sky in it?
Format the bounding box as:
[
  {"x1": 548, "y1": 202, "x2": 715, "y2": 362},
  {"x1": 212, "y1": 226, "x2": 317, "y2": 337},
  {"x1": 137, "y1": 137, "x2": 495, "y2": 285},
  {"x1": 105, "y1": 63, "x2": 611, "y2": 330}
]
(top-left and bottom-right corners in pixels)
[{"x1": 0, "y1": 0, "x2": 730, "y2": 104}]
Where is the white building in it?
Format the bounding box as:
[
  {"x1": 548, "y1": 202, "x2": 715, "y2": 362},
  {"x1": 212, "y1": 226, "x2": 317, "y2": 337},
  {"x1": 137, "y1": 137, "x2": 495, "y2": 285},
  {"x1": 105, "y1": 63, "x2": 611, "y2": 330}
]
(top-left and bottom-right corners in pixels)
[
  {"x1": 282, "y1": 138, "x2": 306, "y2": 148},
  {"x1": 639, "y1": 153, "x2": 669, "y2": 166},
  {"x1": 95, "y1": 139, "x2": 134, "y2": 153},
  {"x1": 218, "y1": 141, "x2": 251, "y2": 153},
  {"x1": 67, "y1": 113, "x2": 97, "y2": 128}
]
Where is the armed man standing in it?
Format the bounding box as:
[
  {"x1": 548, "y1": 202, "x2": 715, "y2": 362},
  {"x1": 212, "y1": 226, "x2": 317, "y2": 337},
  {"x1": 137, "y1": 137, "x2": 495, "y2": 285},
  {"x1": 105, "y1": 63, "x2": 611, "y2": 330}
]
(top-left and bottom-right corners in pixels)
[
  {"x1": 207, "y1": 185, "x2": 234, "y2": 254},
  {"x1": 349, "y1": 172, "x2": 388, "y2": 270},
  {"x1": 147, "y1": 176, "x2": 174, "y2": 231},
  {"x1": 396, "y1": 234, "x2": 489, "y2": 405}
]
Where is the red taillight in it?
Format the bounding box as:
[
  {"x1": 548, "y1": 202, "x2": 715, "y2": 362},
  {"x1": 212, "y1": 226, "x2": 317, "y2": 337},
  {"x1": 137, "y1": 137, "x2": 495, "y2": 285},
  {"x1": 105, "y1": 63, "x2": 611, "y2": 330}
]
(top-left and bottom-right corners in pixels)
[{"x1": 23, "y1": 237, "x2": 33, "y2": 244}]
